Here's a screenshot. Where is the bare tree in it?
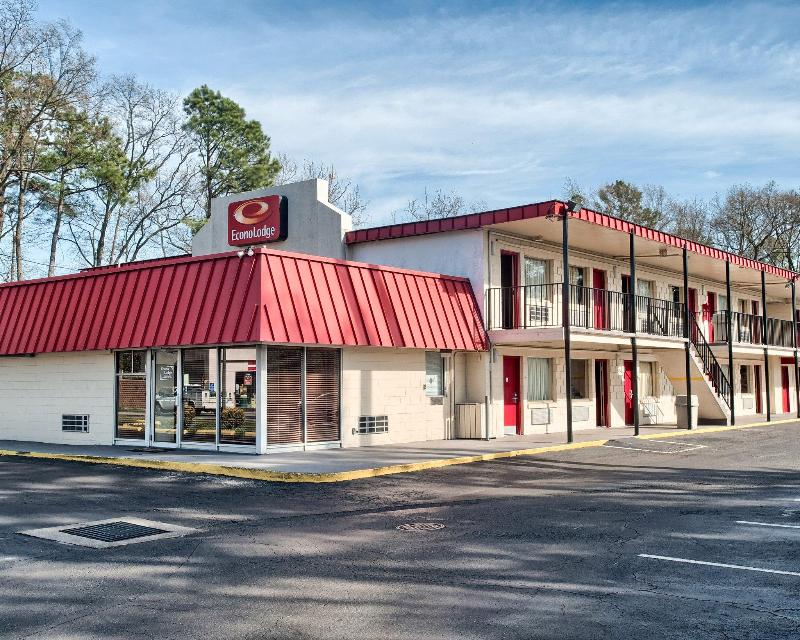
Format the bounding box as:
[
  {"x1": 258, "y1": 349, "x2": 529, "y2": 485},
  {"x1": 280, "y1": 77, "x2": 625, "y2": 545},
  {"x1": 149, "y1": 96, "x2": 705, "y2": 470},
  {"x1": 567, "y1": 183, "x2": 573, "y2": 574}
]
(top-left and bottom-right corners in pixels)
[
  {"x1": 275, "y1": 153, "x2": 369, "y2": 227},
  {"x1": 392, "y1": 187, "x2": 487, "y2": 223},
  {"x1": 0, "y1": 4, "x2": 95, "y2": 279},
  {"x1": 66, "y1": 76, "x2": 197, "y2": 267}
]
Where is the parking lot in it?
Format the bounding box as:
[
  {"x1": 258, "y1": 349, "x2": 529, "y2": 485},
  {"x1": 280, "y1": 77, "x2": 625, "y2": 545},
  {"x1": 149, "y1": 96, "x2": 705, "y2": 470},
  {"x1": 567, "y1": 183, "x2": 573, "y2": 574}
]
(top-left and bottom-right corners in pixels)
[{"x1": 2, "y1": 423, "x2": 800, "y2": 639}]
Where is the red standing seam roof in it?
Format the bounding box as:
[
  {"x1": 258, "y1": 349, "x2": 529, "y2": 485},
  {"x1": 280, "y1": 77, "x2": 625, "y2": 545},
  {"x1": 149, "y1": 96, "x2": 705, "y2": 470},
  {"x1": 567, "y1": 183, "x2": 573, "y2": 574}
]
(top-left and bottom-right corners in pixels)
[
  {"x1": 345, "y1": 200, "x2": 799, "y2": 282},
  {"x1": 0, "y1": 248, "x2": 487, "y2": 356}
]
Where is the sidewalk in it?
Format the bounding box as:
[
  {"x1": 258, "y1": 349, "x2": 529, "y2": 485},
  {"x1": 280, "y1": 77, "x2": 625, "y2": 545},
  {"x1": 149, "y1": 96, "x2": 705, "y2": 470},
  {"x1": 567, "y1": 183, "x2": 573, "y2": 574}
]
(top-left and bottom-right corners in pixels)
[{"x1": 0, "y1": 417, "x2": 795, "y2": 482}]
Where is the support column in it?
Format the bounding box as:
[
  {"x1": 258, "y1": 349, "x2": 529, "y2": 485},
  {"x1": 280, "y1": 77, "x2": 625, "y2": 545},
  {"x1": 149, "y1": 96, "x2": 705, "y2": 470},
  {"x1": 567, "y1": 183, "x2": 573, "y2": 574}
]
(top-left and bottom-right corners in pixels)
[
  {"x1": 762, "y1": 270, "x2": 771, "y2": 421},
  {"x1": 255, "y1": 344, "x2": 268, "y2": 454},
  {"x1": 725, "y1": 261, "x2": 735, "y2": 425},
  {"x1": 629, "y1": 231, "x2": 640, "y2": 436},
  {"x1": 562, "y1": 206, "x2": 573, "y2": 443},
  {"x1": 792, "y1": 279, "x2": 799, "y2": 419},
  {"x1": 683, "y1": 246, "x2": 693, "y2": 430}
]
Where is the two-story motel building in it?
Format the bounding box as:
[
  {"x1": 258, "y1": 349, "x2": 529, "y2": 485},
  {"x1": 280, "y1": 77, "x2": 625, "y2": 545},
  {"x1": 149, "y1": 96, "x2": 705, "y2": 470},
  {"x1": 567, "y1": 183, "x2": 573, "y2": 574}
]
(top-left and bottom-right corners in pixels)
[{"x1": 0, "y1": 179, "x2": 797, "y2": 453}]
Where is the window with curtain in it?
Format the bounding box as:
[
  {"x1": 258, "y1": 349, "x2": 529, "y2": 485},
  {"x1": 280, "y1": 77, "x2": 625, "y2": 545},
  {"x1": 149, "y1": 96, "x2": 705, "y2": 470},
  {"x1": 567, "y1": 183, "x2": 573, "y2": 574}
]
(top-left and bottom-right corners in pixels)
[
  {"x1": 569, "y1": 266, "x2": 584, "y2": 287},
  {"x1": 639, "y1": 362, "x2": 656, "y2": 397},
  {"x1": 570, "y1": 359, "x2": 588, "y2": 399},
  {"x1": 526, "y1": 358, "x2": 551, "y2": 401},
  {"x1": 636, "y1": 279, "x2": 653, "y2": 298},
  {"x1": 740, "y1": 365, "x2": 750, "y2": 394},
  {"x1": 525, "y1": 258, "x2": 547, "y2": 286},
  {"x1": 719, "y1": 295, "x2": 729, "y2": 312}
]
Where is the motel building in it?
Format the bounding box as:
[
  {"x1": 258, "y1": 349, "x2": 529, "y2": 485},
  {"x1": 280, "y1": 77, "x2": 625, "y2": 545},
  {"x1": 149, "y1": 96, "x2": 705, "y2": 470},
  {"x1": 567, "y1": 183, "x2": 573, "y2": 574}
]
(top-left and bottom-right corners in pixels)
[{"x1": 0, "y1": 178, "x2": 798, "y2": 454}]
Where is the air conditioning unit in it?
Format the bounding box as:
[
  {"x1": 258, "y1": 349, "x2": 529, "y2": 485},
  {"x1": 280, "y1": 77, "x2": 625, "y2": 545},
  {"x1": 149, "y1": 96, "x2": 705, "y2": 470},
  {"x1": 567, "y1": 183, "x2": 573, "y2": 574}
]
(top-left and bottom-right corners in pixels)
[{"x1": 528, "y1": 305, "x2": 550, "y2": 324}]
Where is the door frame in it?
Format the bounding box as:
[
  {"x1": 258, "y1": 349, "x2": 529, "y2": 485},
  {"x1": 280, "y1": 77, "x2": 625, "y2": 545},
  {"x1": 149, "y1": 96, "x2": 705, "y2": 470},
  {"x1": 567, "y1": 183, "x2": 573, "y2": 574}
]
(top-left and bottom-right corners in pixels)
[
  {"x1": 500, "y1": 251, "x2": 520, "y2": 329},
  {"x1": 754, "y1": 364, "x2": 763, "y2": 413},
  {"x1": 148, "y1": 348, "x2": 182, "y2": 449},
  {"x1": 502, "y1": 355, "x2": 522, "y2": 435},
  {"x1": 594, "y1": 359, "x2": 610, "y2": 427}
]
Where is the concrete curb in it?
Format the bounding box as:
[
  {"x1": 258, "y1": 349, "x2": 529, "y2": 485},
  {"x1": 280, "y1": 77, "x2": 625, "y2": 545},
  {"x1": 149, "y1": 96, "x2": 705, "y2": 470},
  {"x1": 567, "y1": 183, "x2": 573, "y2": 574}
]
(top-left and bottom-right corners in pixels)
[{"x1": 0, "y1": 418, "x2": 796, "y2": 483}]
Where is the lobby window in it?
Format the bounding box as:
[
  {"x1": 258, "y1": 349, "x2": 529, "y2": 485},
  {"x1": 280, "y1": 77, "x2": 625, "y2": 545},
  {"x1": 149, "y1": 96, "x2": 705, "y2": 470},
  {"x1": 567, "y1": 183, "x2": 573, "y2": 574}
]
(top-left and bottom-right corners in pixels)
[
  {"x1": 115, "y1": 350, "x2": 146, "y2": 439},
  {"x1": 220, "y1": 347, "x2": 257, "y2": 445},
  {"x1": 526, "y1": 358, "x2": 551, "y2": 401},
  {"x1": 182, "y1": 348, "x2": 218, "y2": 443},
  {"x1": 570, "y1": 359, "x2": 588, "y2": 399},
  {"x1": 425, "y1": 352, "x2": 444, "y2": 397},
  {"x1": 740, "y1": 365, "x2": 751, "y2": 394}
]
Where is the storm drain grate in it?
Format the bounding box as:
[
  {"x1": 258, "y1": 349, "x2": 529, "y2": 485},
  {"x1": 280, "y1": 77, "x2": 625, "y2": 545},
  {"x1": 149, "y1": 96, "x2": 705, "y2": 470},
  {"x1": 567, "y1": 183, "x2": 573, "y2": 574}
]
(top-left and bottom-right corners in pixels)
[
  {"x1": 61, "y1": 521, "x2": 167, "y2": 543},
  {"x1": 396, "y1": 522, "x2": 446, "y2": 532},
  {"x1": 18, "y1": 517, "x2": 197, "y2": 548}
]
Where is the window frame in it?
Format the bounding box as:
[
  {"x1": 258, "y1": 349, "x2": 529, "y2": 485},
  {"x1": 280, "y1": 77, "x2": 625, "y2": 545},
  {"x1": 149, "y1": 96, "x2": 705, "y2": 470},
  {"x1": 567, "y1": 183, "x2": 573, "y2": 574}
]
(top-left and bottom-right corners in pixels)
[
  {"x1": 569, "y1": 358, "x2": 589, "y2": 400},
  {"x1": 526, "y1": 357, "x2": 552, "y2": 402},
  {"x1": 425, "y1": 351, "x2": 445, "y2": 397}
]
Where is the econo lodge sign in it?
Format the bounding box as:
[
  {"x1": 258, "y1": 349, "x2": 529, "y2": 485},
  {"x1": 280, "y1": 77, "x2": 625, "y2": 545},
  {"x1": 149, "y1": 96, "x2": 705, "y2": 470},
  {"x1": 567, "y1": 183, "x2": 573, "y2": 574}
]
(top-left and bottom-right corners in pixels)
[{"x1": 227, "y1": 195, "x2": 288, "y2": 247}]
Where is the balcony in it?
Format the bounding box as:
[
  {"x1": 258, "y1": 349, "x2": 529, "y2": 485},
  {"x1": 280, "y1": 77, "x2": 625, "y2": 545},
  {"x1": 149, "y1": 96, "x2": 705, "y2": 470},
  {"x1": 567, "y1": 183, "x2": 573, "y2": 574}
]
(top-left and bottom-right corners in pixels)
[
  {"x1": 711, "y1": 311, "x2": 797, "y2": 348},
  {"x1": 486, "y1": 283, "x2": 685, "y2": 338}
]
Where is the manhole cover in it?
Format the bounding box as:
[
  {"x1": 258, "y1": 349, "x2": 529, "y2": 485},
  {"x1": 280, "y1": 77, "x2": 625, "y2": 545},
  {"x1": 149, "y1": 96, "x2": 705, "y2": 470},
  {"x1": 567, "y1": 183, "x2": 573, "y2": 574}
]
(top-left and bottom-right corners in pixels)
[
  {"x1": 61, "y1": 521, "x2": 167, "y2": 543},
  {"x1": 18, "y1": 518, "x2": 197, "y2": 548},
  {"x1": 396, "y1": 522, "x2": 445, "y2": 532}
]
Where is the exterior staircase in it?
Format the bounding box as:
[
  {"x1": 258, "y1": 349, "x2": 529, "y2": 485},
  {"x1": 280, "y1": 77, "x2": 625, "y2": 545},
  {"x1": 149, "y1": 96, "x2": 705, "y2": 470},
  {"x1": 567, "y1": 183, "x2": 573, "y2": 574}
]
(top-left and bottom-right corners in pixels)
[{"x1": 660, "y1": 315, "x2": 731, "y2": 425}]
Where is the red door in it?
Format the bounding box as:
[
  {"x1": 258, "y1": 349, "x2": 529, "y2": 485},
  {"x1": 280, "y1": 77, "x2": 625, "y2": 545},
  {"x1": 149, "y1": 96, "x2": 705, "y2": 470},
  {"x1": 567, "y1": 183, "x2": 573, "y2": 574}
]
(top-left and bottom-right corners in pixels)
[
  {"x1": 593, "y1": 270, "x2": 607, "y2": 330},
  {"x1": 688, "y1": 288, "x2": 698, "y2": 340},
  {"x1": 754, "y1": 365, "x2": 763, "y2": 413},
  {"x1": 781, "y1": 366, "x2": 791, "y2": 413},
  {"x1": 503, "y1": 356, "x2": 521, "y2": 434},
  {"x1": 623, "y1": 359, "x2": 634, "y2": 425},
  {"x1": 704, "y1": 292, "x2": 716, "y2": 342}
]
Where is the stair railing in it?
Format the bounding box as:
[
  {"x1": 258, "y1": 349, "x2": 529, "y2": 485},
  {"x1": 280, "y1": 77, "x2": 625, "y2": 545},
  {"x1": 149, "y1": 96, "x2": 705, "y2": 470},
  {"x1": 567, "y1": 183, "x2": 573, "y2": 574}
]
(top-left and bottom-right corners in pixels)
[{"x1": 688, "y1": 313, "x2": 731, "y2": 408}]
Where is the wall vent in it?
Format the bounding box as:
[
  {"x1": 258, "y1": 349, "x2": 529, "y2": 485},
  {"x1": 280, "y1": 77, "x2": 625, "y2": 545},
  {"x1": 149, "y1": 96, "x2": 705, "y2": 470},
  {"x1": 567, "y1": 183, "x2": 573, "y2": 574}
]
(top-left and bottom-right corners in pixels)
[
  {"x1": 530, "y1": 407, "x2": 551, "y2": 425},
  {"x1": 357, "y1": 415, "x2": 388, "y2": 434},
  {"x1": 62, "y1": 414, "x2": 89, "y2": 433}
]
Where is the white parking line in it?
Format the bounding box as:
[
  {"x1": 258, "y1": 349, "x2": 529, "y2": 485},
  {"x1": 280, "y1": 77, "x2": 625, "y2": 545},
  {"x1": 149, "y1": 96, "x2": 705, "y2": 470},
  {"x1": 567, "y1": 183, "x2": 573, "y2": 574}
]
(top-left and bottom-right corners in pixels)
[
  {"x1": 602, "y1": 443, "x2": 706, "y2": 454},
  {"x1": 639, "y1": 554, "x2": 800, "y2": 577},
  {"x1": 737, "y1": 520, "x2": 800, "y2": 530}
]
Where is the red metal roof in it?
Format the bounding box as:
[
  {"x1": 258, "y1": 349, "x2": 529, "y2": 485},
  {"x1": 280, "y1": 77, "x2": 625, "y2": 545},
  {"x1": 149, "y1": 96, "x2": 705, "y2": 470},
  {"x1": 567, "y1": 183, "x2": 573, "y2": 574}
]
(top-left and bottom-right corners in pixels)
[
  {"x1": 345, "y1": 200, "x2": 799, "y2": 281},
  {"x1": 0, "y1": 249, "x2": 487, "y2": 356}
]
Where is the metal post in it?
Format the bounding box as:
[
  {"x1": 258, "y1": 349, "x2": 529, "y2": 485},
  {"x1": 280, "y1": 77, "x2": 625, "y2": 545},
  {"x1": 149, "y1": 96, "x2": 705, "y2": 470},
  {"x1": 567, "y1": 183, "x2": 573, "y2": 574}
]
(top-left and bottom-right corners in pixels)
[
  {"x1": 562, "y1": 206, "x2": 573, "y2": 443},
  {"x1": 792, "y1": 278, "x2": 799, "y2": 419},
  {"x1": 683, "y1": 246, "x2": 692, "y2": 430},
  {"x1": 762, "y1": 270, "x2": 771, "y2": 421},
  {"x1": 630, "y1": 231, "x2": 640, "y2": 436},
  {"x1": 725, "y1": 261, "x2": 735, "y2": 425}
]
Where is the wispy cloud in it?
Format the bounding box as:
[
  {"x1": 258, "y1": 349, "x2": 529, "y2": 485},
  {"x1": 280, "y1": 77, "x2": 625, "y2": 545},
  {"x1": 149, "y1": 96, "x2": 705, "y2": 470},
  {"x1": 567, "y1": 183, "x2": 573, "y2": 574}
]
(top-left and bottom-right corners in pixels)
[{"x1": 40, "y1": 0, "x2": 800, "y2": 223}]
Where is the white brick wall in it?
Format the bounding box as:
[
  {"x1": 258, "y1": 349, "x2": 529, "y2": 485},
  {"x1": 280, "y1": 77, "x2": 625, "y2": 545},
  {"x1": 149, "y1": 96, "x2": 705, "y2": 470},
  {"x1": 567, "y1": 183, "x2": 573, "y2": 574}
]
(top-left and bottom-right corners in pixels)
[
  {"x1": 0, "y1": 351, "x2": 115, "y2": 445},
  {"x1": 340, "y1": 347, "x2": 458, "y2": 447}
]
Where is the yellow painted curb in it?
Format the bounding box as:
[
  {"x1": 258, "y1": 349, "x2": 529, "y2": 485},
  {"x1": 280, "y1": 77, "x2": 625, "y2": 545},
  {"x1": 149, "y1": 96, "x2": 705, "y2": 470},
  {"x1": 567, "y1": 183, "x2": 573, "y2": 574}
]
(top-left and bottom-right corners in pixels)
[{"x1": 0, "y1": 418, "x2": 795, "y2": 483}]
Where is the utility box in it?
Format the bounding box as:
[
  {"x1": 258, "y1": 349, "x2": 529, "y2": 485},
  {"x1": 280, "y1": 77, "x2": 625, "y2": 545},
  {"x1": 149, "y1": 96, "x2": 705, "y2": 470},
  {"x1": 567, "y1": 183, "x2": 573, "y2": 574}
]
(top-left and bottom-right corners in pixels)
[
  {"x1": 455, "y1": 403, "x2": 482, "y2": 439},
  {"x1": 675, "y1": 395, "x2": 699, "y2": 429}
]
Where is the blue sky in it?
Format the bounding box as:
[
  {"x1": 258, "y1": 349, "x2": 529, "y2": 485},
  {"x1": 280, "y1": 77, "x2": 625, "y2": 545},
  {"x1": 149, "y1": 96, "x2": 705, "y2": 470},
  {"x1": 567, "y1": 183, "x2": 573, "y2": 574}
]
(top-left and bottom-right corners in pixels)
[{"x1": 38, "y1": 0, "x2": 800, "y2": 225}]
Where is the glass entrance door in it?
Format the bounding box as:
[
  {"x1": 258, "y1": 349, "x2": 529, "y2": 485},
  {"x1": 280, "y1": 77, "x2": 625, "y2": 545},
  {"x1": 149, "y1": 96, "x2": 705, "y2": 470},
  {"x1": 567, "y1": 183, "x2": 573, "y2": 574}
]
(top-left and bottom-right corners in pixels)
[{"x1": 152, "y1": 349, "x2": 179, "y2": 445}]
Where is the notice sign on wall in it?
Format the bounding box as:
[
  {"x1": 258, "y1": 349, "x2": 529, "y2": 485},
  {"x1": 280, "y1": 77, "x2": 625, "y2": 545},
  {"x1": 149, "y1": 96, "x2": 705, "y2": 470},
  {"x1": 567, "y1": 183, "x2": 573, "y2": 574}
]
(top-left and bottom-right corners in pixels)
[{"x1": 227, "y1": 195, "x2": 287, "y2": 247}]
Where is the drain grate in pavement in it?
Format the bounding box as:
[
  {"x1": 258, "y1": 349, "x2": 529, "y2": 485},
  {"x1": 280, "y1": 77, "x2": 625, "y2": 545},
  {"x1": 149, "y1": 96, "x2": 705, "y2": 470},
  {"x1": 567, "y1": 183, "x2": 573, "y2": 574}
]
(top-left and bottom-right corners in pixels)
[
  {"x1": 61, "y1": 521, "x2": 167, "y2": 543},
  {"x1": 396, "y1": 522, "x2": 445, "y2": 532},
  {"x1": 18, "y1": 517, "x2": 197, "y2": 548},
  {"x1": 603, "y1": 439, "x2": 706, "y2": 454}
]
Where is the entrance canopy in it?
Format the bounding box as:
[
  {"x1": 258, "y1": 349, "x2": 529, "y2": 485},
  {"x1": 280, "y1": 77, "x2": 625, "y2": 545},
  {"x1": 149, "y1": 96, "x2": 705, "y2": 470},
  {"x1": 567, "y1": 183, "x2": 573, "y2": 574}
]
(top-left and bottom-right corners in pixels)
[{"x1": 0, "y1": 248, "x2": 487, "y2": 356}]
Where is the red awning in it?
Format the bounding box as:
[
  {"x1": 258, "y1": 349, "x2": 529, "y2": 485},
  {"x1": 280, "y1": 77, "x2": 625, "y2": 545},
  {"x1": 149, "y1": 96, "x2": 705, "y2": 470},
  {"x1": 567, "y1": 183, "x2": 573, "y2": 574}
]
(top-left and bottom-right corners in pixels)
[{"x1": 0, "y1": 249, "x2": 487, "y2": 355}]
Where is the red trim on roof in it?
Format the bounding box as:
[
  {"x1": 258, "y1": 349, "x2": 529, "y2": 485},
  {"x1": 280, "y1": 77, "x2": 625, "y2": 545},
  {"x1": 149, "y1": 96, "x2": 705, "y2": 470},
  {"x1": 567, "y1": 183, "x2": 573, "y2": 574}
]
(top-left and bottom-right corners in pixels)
[
  {"x1": 0, "y1": 248, "x2": 487, "y2": 356},
  {"x1": 345, "y1": 200, "x2": 798, "y2": 281}
]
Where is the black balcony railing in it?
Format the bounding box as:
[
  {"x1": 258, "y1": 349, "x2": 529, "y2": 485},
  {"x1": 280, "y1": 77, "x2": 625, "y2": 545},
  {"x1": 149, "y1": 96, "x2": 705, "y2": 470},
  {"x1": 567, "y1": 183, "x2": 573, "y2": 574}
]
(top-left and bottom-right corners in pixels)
[
  {"x1": 711, "y1": 311, "x2": 796, "y2": 348},
  {"x1": 486, "y1": 283, "x2": 684, "y2": 338},
  {"x1": 689, "y1": 314, "x2": 731, "y2": 408}
]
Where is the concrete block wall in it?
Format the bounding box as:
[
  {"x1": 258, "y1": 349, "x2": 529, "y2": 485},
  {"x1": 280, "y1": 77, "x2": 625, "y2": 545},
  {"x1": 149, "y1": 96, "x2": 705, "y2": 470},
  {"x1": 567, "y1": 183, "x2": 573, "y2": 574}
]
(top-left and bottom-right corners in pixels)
[
  {"x1": 0, "y1": 351, "x2": 115, "y2": 445},
  {"x1": 340, "y1": 347, "x2": 457, "y2": 447}
]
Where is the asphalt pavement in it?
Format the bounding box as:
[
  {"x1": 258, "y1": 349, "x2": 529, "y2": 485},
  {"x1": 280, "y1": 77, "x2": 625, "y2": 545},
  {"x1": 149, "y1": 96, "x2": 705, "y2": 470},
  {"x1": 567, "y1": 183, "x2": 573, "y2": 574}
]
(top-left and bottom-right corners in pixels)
[{"x1": 2, "y1": 423, "x2": 800, "y2": 639}]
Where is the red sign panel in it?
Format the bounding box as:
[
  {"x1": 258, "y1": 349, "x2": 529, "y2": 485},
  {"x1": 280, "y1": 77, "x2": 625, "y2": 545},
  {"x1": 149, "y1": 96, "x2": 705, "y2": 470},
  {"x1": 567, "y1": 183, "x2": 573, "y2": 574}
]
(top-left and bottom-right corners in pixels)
[{"x1": 227, "y1": 195, "x2": 287, "y2": 247}]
